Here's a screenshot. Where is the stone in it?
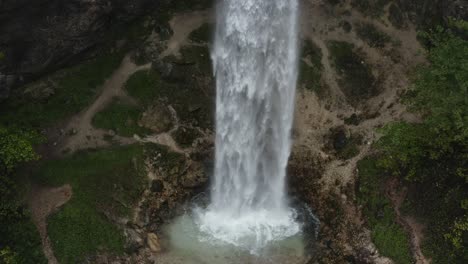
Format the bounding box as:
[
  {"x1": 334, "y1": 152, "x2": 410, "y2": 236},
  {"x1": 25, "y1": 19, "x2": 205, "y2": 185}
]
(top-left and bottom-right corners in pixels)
[
  {"x1": 180, "y1": 162, "x2": 208, "y2": 188},
  {"x1": 125, "y1": 229, "x2": 143, "y2": 253},
  {"x1": 138, "y1": 104, "x2": 173, "y2": 133},
  {"x1": 147, "y1": 233, "x2": 161, "y2": 253}
]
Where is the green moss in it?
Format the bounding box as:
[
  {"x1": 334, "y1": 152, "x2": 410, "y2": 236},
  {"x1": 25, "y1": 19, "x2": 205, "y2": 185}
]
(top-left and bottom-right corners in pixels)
[
  {"x1": 92, "y1": 99, "x2": 150, "y2": 137},
  {"x1": 356, "y1": 23, "x2": 391, "y2": 48},
  {"x1": 34, "y1": 145, "x2": 147, "y2": 263},
  {"x1": 0, "y1": 53, "x2": 123, "y2": 129},
  {"x1": 357, "y1": 157, "x2": 413, "y2": 264},
  {"x1": 0, "y1": 52, "x2": 4, "y2": 61},
  {"x1": 299, "y1": 40, "x2": 325, "y2": 96},
  {"x1": 327, "y1": 41, "x2": 376, "y2": 103},
  {"x1": 189, "y1": 23, "x2": 214, "y2": 43}
]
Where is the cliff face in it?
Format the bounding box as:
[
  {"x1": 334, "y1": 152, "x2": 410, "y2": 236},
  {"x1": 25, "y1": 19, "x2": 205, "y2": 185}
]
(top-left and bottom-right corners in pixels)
[
  {"x1": 0, "y1": 0, "x2": 466, "y2": 99},
  {"x1": 0, "y1": 0, "x2": 158, "y2": 98}
]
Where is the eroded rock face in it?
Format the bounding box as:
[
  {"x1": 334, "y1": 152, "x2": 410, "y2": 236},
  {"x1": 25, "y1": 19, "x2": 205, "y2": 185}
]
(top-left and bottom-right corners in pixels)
[{"x1": 0, "y1": 0, "x2": 158, "y2": 97}]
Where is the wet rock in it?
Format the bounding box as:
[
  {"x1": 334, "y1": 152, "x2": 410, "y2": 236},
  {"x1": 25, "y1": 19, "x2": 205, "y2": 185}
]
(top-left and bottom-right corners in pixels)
[
  {"x1": 147, "y1": 233, "x2": 161, "y2": 253},
  {"x1": 150, "y1": 180, "x2": 164, "y2": 193}
]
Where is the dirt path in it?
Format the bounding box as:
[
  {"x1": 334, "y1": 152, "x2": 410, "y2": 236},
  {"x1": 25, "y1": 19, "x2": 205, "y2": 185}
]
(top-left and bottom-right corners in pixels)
[
  {"x1": 161, "y1": 10, "x2": 213, "y2": 58},
  {"x1": 58, "y1": 55, "x2": 150, "y2": 154},
  {"x1": 28, "y1": 185, "x2": 73, "y2": 264}
]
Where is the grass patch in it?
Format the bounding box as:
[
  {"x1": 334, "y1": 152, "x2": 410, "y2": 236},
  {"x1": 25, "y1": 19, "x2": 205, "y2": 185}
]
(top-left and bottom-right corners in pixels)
[
  {"x1": 299, "y1": 40, "x2": 325, "y2": 96},
  {"x1": 356, "y1": 23, "x2": 391, "y2": 48},
  {"x1": 34, "y1": 145, "x2": 147, "y2": 263},
  {"x1": 189, "y1": 23, "x2": 214, "y2": 43},
  {"x1": 357, "y1": 157, "x2": 413, "y2": 264},
  {"x1": 92, "y1": 99, "x2": 150, "y2": 137},
  {"x1": 125, "y1": 70, "x2": 160, "y2": 106},
  {"x1": 327, "y1": 41, "x2": 376, "y2": 103},
  {"x1": 0, "y1": 53, "x2": 123, "y2": 129}
]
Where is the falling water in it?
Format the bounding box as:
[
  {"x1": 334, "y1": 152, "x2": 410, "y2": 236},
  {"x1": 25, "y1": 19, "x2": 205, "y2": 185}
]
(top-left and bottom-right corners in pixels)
[{"x1": 196, "y1": 0, "x2": 301, "y2": 252}]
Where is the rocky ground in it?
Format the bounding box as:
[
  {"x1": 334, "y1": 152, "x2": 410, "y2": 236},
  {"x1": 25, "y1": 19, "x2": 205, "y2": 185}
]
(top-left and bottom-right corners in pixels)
[{"x1": 16, "y1": 0, "x2": 468, "y2": 263}]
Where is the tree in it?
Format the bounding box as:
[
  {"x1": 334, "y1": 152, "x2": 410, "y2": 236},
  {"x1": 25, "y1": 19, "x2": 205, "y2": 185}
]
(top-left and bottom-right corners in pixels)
[
  {"x1": 0, "y1": 126, "x2": 46, "y2": 263},
  {"x1": 376, "y1": 24, "x2": 468, "y2": 262}
]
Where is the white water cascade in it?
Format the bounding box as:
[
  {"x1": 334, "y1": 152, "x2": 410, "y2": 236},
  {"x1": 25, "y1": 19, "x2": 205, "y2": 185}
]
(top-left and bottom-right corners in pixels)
[{"x1": 196, "y1": 0, "x2": 301, "y2": 252}]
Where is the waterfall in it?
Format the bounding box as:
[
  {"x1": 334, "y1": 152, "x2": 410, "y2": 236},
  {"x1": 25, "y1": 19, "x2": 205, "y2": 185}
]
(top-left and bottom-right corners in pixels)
[{"x1": 196, "y1": 0, "x2": 301, "y2": 252}]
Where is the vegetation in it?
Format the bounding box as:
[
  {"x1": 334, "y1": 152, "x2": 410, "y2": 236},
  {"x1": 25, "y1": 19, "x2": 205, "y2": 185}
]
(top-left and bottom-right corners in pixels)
[
  {"x1": 327, "y1": 41, "x2": 376, "y2": 103},
  {"x1": 372, "y1": 26, "x2": 468, "y2": 262},
  {"x1": 127, "y1": 50, "x2": 214, "y2": 129},
  {"x1": 299, "y1": 40, "x2": 325, "y2": 96},
  {"x1": 356, "y1": 23, "x2": 391, "y2": 48},
  {"x1": 34, "y1": 145, "x2": 147, "y2": 263},
  {"x1": 357, "y1": 158, "x2": 413, "y2": 264},
  {"x1": 350, "y1": 0, "x2": 391, "y2": 17},
  {"x1": 0, "y1": 127, "x2": 46, "y2": 264},
  {"x1": 0, "y1": 53, "x2": 123, "y2": 129},
  {"x1": 92, "y1": 99, "x2": 150, "y2": 137},
  {"x1": 125, "y1": 70, "x2": 160, "y2": 106},
  {"x1": 388, "y1": 3, "x2": 406, "y2": 29}
]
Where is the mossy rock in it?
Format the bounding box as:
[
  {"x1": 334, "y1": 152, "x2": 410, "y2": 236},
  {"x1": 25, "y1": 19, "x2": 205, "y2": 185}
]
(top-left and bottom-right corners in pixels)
[
  {"x1": 172, "y1": 126, "x2": 203, "y2": 148},
  {"x1": 327, "y1": 41, "x2": 377, "y2": 104}
]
